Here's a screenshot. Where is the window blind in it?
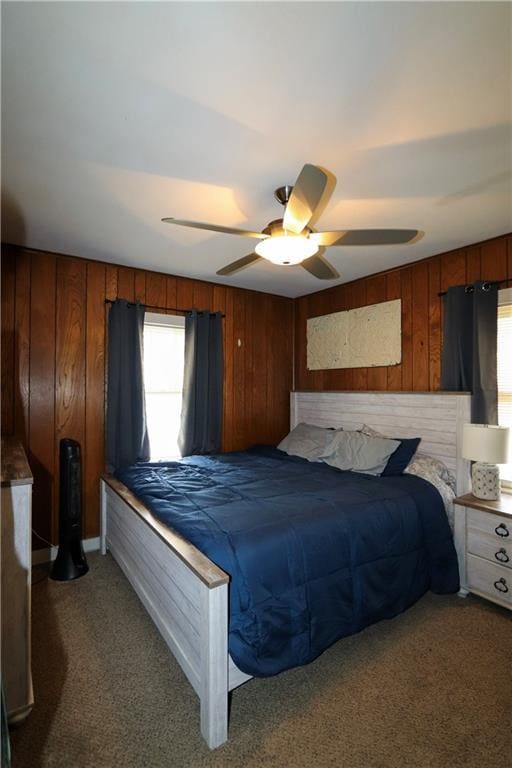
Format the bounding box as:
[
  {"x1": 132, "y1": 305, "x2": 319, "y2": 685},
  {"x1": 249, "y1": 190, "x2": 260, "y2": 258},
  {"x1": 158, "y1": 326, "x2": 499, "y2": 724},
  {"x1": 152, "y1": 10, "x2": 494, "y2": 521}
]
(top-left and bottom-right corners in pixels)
[{"x1": 497, "y1": 301, "x2": 512, "y2": 482}]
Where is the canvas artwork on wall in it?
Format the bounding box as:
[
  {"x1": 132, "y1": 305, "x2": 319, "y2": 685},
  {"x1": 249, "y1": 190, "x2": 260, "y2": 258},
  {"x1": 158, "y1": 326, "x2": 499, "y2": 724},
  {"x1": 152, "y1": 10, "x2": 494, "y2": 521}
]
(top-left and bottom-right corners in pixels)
[{"x1": 307, "y1": 299, "x2": 402, "y2": 370}]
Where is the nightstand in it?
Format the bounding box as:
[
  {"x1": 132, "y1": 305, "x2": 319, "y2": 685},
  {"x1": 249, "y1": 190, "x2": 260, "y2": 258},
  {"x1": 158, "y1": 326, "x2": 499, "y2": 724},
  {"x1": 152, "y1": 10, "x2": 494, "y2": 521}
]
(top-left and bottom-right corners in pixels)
[{"x1": 453, "y1": 492, "x2": 512, "y2": 610}]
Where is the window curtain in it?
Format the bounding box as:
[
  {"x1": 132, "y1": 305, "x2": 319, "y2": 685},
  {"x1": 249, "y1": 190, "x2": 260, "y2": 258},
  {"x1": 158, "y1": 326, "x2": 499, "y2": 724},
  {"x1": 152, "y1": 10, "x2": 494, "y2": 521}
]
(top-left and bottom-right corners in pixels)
[
  {"x1": 178, "y1": 310, "x2": 223, "y2": 456},
  {"x1": 441, "y1": 280, "x2": 498, "y2": 423},
  {"x1": 106, "y1": 299, "x2": 150, "y2": 470}
]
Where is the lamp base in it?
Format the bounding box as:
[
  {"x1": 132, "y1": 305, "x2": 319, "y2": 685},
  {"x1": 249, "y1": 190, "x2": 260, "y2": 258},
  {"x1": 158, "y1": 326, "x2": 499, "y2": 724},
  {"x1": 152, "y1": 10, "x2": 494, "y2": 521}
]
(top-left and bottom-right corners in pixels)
[{"x1": 471, "y1": 462, "x2": 501, "y2": 501}]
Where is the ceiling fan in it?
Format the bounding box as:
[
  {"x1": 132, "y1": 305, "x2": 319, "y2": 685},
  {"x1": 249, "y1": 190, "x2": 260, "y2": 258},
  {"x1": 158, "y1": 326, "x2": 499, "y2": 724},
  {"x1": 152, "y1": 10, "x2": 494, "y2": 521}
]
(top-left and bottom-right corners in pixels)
[{"x1": 162, "y1": 164, "x2": 422, "y2": 280}]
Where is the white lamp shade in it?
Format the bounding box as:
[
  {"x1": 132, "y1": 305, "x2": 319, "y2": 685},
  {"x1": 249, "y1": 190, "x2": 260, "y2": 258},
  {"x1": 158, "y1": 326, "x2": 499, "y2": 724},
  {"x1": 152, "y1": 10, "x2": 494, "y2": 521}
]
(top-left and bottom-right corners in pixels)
[
  {"x1": 255, "y1": 235, "x2": 318, "y2": 265},
  {"x1": 462, "y1": 423, "x2": 511, "y2": 464}
]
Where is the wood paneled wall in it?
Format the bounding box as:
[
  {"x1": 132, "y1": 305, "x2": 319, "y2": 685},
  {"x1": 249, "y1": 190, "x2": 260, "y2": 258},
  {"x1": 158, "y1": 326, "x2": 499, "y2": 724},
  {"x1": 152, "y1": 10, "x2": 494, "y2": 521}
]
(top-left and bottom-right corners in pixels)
[
  {"x1": 1, "y1": 245, "x2": 293, "y2": 547},
  {"x1": 3, "y1": 233, "x2": 511, "y2": 548},
  {"x1": 295, "y1": 234, "x2": 512, "y2": 392}
]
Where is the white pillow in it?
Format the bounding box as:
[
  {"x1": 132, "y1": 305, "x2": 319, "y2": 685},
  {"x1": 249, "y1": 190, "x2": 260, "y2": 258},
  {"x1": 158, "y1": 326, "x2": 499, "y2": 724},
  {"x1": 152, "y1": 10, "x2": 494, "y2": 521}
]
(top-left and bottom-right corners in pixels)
[
  {"x1": 405, "y1": 453, "x2": 456, "y2": 492},
  {"x1": 319, "y1": 430, "x2": 400, "y2": 475},
  {"x1": 277, "y1": 423, "x2": 335, "y2": 462},
  {"x1": 404, "y1": 454, "x2": 456, "y2": 528}
]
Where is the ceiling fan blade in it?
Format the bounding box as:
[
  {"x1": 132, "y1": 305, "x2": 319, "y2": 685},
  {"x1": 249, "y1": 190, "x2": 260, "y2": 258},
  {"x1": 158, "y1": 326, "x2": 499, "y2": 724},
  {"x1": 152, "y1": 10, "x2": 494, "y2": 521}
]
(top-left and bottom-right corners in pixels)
[
  {"x1": 162, "y1": 218, "x2": 267, "y2": 239},
  {"x1": 283, "y1": 165, "x2": 333, "y2": 234},
  {"x1": 307, "y1": 171, "x2": 337, "y2": 228},
  {"x1": 301, "y1": 250, "x2": 340, "y2": 280},
  {"x1": 216, "y1": 253, "x2": 262, "y2": 276},
  {"x1": 311, "y1": 229, "x2": 422, "y2": 247}
]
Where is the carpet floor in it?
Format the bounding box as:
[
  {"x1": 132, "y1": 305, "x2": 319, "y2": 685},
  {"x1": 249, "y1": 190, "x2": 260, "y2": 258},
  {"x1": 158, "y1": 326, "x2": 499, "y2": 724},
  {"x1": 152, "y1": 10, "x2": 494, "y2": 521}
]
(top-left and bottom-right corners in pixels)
[{"x1": 10, "y1": 552, "x2": 511, "y2": 768}]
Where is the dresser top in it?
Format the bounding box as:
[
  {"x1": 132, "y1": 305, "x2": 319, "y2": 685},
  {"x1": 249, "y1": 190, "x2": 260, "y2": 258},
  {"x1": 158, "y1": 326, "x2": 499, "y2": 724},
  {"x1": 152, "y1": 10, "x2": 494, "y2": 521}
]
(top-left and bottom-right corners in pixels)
[
  {"x1": 1, "y1": 438, "x2": 33, "y2": 487},
  {"x1": 454, "y1": 492, "x2": 512, "y2": 518}
]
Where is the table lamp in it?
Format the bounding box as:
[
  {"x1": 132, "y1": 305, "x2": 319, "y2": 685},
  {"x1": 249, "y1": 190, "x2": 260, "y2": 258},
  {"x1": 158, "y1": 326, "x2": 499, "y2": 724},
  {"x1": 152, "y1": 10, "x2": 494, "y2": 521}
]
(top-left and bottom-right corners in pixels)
[{"x1": 462, "y1": 423, "x2": 511, "y2": 500}]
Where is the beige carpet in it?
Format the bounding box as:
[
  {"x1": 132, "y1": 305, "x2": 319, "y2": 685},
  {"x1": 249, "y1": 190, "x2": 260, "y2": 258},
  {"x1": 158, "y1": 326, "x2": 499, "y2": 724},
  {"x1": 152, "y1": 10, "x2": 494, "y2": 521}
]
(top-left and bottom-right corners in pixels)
[{"x1": 11, "y1": 553, "x2": 511, "y2": 768}]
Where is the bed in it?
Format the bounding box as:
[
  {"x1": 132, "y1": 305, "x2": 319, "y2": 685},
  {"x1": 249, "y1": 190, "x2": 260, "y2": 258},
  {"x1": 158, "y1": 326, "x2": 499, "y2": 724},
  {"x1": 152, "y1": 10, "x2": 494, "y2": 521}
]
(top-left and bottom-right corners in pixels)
[{"x1": 100, "y1": 391, "x2": 471, "y2": 748}]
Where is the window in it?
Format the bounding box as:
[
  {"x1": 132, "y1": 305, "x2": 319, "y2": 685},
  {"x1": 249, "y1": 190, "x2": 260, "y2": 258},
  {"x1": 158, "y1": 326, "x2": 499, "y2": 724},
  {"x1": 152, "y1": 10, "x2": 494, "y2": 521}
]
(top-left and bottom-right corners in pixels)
[
  {"x1": 498, "y1": 288, "x2": 512, "y2": 484},
  {"x1": 143, "y1": 313, "x2": 185, "y2": 460}
]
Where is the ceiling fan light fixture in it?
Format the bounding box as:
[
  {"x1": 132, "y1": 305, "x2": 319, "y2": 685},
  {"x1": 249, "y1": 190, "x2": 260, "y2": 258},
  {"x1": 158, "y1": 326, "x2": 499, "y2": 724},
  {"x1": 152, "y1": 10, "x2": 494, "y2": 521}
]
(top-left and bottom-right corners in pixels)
[
  {"x1": 255, "y1": 234, "x2": 318, "y2": 266},
  {"x1": 162, "y1": 164, "x2": 421, "y2": 279}
]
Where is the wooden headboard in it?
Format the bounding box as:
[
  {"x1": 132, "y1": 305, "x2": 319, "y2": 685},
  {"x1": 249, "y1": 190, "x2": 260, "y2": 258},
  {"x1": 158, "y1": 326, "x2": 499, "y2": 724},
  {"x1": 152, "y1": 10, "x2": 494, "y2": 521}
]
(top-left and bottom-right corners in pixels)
[{"x1": 290, "y1": 391, "x2": 471, "y2": 495}]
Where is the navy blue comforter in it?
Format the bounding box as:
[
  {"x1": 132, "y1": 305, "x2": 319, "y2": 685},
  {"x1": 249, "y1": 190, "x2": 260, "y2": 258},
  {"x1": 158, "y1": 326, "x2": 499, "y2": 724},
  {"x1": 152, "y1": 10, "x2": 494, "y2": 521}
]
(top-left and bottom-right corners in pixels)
[{"x1": 116, "y1": 446, "x2": 459, "y2": 677}]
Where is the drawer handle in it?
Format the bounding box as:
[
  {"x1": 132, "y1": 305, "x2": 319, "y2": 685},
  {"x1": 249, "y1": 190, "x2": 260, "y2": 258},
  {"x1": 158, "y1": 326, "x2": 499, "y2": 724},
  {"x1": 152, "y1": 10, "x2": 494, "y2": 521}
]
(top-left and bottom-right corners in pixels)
[
  {"x1": 493, "y1": 578, "x2": 509, "y2": 594},
  {"x1": 495, "y1": 548, "x2": 510, "y2": 564},
  {"x1": 495, "y1": 523, "x2": 510, "y2": 538}
]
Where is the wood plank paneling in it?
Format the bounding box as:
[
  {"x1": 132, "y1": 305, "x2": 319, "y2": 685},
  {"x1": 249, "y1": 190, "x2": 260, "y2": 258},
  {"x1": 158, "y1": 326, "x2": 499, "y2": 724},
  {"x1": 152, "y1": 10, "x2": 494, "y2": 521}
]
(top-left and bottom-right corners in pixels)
[
  {"x1": 466, "y1": 247, "x2": 481, "y2": 283},
  {"x1": 1, "y1": 248, "x2": 15, "y2": 435},
  {"x1": 14, "y1": 251, "x2": 30, "y2": 443},
  {"x1": 1, "y1": 246, "x2": 293, "y2": 546},
  {"x1": 481, "y1": 239, "x2": 507, "y2": 281},
  {"x1": 85, "y1": 261, "x2": 106, "y2": 539},
  {"x1": 117, "y1": 266, "x2": 135, "y2": 302},
  {"x1": 280, "y1": 299, "x2": 294, "y2": 439},
  {"x1": 294, "y1": 293, "x2": 307, "y2": 391},
  {"x1": 365, "y1": 275, "x2": 387, "y2": 391},
  {"x1": 176, "y1": 277, "x2": 194, "y2": 310},
  {"x1": 55, "y1": 257, "x2": 87, "y2": 542},
  {"x1": 411, "y1": 261, "x2": 429, "y2": 391},
  {"x1": 440, "y1": 250, "x2": 466, "y2": 291},
  {"x1": 294, "y1": 233, "x2": 512, "y2": 394},
  {"x1": 212, "y1": 284, "x2": 231, "y2": 450},
  {"x1": 134, "y1": 270, "x2": 146, "y2": 302},
  {"x1": 322, "y1": 286, "x2": 349, "y2": 391},
  {"x1": 224, "y1": 287, "x2": 235, "y2": 451},
  {"x1": 55, "y1": 258, "x2": 87, "y2": 443},
  {"x1": 266, "y1": 297, "x2": 280, "y2": 441},
  {"x1": 337, "y1": 285, "x2": 356, "y2": 391},
  {"x1": 244, "y1": 292, "x2": 256, "y2": 441},
  {"x1": 386, "y1": 271, "x2": 402, "y2": 390},
  {"x1": 145, "y1": 272, "x2": 167, "y2": 307},
  {"x1": 193, "y1": 281, "x2": 213, "y2": 311},
  {"x1": 166, "y1": 276, "x2": 177, "y2": 309},
  {"x1": 326, "y1": 286, "x2": 351, "y2": 391},
  {"x1": 250, "y1": 291, "x2": 268, "y2": 441},
  {"x1": 350, "y1": 282, "x2": 368, "y2": 391},
  {"x1": 105, "y1": 265, "x2": 118, "y2": 301},
  {"x1": 232, "y1": 289, "x2": 247, "y2": 451},
  {"x1": 428, "y1": 257, "x2": 441, "y2": 391},
  {"x1": 29, "y1": 251, "x2": 56, "y2": 545},
  {"x1": 305, "y1": 292, "x2": 327, "y2": 391},
  {"x1": 400, "y1": 267, "x2": 413, "y2": 390}
]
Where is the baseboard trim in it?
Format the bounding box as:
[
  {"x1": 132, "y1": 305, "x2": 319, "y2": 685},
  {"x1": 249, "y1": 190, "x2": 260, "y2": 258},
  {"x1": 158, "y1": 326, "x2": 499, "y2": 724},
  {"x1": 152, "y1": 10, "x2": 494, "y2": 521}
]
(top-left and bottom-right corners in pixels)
[{"x1": 32, "y1": 537, "x2": 101, "y2": 566}]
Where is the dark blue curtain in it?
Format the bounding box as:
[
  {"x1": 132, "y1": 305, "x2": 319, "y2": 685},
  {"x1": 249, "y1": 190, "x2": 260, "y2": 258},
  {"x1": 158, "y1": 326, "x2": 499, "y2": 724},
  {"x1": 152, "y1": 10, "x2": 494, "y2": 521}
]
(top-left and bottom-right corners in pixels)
[
  {"x1": 106, "y1": 300, "x2": 150, "y2": 470},
  {"x1": 441, "y1": 281, "x2": 498, "y2": 423},
  {"x1": 178, "y1": 310, "x2": 223, "y2": 456}
]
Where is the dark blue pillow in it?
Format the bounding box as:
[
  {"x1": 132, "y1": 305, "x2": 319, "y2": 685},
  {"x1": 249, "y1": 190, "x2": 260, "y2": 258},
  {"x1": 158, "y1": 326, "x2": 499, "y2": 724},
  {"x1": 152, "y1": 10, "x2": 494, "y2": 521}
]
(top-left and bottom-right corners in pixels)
[{"x1": 382, "y1": 437, "x2": 421, "y2": 476}]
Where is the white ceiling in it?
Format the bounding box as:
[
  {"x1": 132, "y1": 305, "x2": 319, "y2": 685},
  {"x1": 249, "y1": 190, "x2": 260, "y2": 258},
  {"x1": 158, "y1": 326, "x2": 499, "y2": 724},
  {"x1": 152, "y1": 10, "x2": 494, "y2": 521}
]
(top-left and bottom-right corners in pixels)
[{"x1": 2, "y1": 2, "x2": 511, "y2": 298}]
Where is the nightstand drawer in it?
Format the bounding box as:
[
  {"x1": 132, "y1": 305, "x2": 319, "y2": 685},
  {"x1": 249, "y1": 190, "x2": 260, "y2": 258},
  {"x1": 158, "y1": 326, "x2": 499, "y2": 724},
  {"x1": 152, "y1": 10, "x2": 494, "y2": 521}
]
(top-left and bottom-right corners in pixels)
[
  {"x1": 467, "y1": 529, "x2": 512, "y2": 569},
  {"x1": 467, "y1": 554, "x2": 512, "y2": 606},
  {"x1": 467, "y1": 508, "x2": 511, "y2": 541}
]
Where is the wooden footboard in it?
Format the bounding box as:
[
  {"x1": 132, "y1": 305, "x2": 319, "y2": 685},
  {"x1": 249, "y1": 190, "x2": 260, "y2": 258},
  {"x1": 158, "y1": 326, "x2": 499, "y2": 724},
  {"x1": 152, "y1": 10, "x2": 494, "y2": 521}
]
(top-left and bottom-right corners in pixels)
[{"x1": 100, "y1": 476, "x2": 251, "y2": 749}]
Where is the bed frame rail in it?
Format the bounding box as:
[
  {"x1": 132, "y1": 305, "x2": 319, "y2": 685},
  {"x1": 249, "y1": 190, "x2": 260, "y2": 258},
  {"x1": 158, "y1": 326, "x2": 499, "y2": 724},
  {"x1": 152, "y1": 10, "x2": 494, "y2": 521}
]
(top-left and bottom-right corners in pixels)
[{"x1": 100, "y1": 477, "x2": 249, "y2": 749}]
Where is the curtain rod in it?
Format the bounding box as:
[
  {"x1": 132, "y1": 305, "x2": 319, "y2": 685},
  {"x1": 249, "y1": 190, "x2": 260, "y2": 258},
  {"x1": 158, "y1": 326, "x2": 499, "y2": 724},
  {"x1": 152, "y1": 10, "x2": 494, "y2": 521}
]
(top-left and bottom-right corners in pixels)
[
  {"x1": 104, "y1": 299, "x2": 225, "y2": 318},
  {"x1": 437, "y1": 279, "x2": 507, "y2": 298}
]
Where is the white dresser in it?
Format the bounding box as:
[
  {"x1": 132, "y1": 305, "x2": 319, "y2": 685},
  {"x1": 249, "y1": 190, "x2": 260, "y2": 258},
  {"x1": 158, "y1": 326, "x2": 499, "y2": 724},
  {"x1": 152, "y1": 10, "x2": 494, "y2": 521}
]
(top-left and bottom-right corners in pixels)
[
  {"x1": 454, "y1": 492, "x2": 512, "y2": 610},
  {"x1": 1, "y1": 437, "x2": 34, "y2": 723}
]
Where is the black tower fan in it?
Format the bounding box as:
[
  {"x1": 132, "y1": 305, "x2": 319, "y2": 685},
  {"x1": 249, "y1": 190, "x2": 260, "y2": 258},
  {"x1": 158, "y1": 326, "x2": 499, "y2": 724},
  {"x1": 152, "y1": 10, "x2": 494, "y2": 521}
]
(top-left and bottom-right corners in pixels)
[{"x1": 50, "y1": 438, "x2": 89, "y2": 581}]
